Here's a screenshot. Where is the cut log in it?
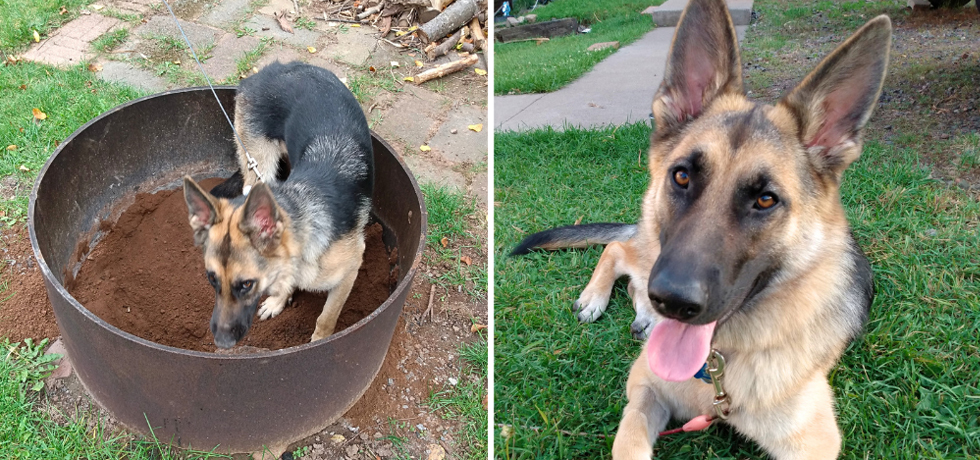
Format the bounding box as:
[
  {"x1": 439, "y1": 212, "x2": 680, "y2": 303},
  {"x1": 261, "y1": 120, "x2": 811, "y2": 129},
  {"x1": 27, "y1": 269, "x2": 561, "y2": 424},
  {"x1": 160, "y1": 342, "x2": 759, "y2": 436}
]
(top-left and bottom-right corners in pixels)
[
  {"x1": 418, "y1": 0, "x2": 479, "y2": 43},
  {"x1": 470, "y1": 17, "x2": 486, "y2": 51},
  {"x1": 427, "y1": 29, "x2": 462, "y2": 60},
  {"x1": 496, "y1": 18, "x2": 578, "y2": 43},
  {"x1": 415, "y1": 53, "x2": 478, "y2": 83}
]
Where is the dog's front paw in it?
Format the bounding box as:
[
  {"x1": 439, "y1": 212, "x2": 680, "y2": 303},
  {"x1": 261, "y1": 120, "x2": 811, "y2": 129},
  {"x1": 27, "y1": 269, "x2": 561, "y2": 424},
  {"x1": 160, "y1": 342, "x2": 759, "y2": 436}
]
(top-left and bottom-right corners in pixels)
[
  {"x1": 258, "y1": 297, "x2": 286, "y2": 320},
  {"x1": 574, "y1": 292, "x2": 610, "y2": 323},
  {"x1": 630, "y1": 315, "x2": 657, "y2": 340}
]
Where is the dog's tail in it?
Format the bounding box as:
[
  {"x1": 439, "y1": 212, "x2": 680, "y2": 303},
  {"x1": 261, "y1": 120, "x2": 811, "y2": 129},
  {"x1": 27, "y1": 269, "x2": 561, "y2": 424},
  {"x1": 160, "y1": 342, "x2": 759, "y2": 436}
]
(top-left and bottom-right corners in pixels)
[{"x1": 510, "y1": 223, "x2": 637, "y2": 256}]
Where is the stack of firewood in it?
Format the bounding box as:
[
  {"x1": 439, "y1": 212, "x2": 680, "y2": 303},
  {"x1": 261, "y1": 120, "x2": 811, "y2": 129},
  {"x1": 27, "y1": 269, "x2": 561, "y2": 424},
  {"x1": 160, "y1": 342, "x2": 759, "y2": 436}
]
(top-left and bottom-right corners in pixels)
[{"x1": 318, "y1": 0, "x2": 487, "y2": 54}]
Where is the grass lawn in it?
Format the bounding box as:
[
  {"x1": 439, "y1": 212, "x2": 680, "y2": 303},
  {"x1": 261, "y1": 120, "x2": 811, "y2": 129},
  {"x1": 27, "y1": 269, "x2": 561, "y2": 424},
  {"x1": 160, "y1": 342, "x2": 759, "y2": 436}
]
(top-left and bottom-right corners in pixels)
[
  {"x1": 494, "y1": 121, "x2": 980, "y2": 458},
  {"x1": 494, "y1": 0, "x2": 665, "y2": 95},
  {"x1": 494, "y1": 1, "x2": 980, "y2": 453}
]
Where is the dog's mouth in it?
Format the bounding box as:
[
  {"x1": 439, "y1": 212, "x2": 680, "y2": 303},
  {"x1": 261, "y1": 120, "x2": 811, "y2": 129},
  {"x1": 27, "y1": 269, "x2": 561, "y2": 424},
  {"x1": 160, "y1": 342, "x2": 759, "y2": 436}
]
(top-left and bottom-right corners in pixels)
[{"x1": 645, "y1": 269, "x2": 774, "y2": 382}]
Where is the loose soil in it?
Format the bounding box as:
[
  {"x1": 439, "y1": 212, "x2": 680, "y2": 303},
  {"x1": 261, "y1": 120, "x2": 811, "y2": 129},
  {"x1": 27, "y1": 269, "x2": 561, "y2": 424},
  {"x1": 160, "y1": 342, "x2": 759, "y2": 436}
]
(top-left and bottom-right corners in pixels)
[
  {"x1": 63, "y1": 178, "x2": 397, "y2": 352},
  {"x1": 742, "y1": 5, "x2": 980, "y2": 190}
]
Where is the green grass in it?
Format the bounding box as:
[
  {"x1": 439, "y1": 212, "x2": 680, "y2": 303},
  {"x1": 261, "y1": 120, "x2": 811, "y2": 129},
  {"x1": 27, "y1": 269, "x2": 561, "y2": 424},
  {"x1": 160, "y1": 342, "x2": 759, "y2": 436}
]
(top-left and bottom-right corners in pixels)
[
  {"x1": 0, "y1": 61, "x2": 145, "y2": 223},
  {"x1": 428, "y1": 339, "x2": 489, "y2": 460},
  {"x1": 91, "y1": 28, "x2": 129, "y2": 53},
  {"x1": 420, "y1": 183, "x2": 488, "y2": 298},
  {"x1": 494, "y1": 0, "x2": 664, "y2": 95},
  {"x1": 494, "y1": 121, "x2": 980, "y2": 457},
  {"x1": 0, "y1": 0, "x2": 91, "y2": 51},
  {"x1": 0, "y1": 339, "x2": 232, "y2": 459}
]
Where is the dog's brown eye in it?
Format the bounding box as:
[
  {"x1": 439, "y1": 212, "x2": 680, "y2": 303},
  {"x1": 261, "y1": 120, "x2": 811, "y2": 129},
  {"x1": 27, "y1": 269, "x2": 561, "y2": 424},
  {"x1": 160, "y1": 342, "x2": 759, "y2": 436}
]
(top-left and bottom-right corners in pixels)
[
  {"x1": 206, "y1": 272, "x2": 217, "y2": 286},
  {"x1": 756, "y1": 193, "x2": 777, "y2": 209},
  {"x1": 673, "y1": 169, "x2": 690, "y2": 188},
  {"x1": 241, "y1": 280, "x2": 254, "y2": 291}
]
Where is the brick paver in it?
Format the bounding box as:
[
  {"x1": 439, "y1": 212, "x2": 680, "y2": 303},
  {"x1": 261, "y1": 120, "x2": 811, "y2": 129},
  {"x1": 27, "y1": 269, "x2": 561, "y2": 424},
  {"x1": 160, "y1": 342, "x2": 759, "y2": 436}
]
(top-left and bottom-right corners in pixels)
[{"x1": 22, "y1": 14, "x2": 121, "y2": 67}]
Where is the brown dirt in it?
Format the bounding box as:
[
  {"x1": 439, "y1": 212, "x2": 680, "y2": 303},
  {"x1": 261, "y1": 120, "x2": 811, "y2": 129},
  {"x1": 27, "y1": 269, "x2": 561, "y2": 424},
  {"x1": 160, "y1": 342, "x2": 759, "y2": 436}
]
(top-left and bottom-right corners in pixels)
[
  {"x1": 0, "y1": 230, "x2": 59, "y2": 343},
  {"x1": 743, "y1": 5, "x2": 980, "y2": 191},
  {"x1": 63, "y1": 178, "x2": 397, "y2": 352}
]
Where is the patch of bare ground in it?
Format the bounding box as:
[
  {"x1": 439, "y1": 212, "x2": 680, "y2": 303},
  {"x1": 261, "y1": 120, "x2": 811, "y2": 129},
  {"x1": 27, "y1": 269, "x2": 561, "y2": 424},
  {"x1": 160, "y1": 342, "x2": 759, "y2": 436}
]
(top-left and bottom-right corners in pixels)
[{"x1": 743, "y1": 4, "x2": 980, "y2": 191}]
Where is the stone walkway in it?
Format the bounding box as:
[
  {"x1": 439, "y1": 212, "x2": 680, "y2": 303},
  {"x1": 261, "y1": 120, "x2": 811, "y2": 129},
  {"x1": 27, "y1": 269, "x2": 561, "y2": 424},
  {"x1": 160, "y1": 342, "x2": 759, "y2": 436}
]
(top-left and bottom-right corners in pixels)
[
  {"x1": 494, "y1": 0, "x2": 750, "y2": 132},
  {"x1": 19, "y1": 0, "x2": 488, "y2": 207}
]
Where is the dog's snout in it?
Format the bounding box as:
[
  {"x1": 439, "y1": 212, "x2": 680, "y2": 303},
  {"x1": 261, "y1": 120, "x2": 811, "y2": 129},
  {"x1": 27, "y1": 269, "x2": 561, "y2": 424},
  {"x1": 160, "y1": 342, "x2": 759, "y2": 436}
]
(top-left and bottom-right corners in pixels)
[
  {"x1": 211, "y1": 318, "x2": 243, "y2": 349},
  {"x1": 648, "y1": 271, "x2": 708, "y2": 321}
]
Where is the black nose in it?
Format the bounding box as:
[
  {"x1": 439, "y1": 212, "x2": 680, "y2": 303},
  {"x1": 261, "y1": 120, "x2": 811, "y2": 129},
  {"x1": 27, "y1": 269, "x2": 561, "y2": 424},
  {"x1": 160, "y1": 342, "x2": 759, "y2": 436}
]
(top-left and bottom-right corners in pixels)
[
  {"x1": 648, "y1": 271, "x2": 708, "y2": 321},
  {"x1": 211, "y1": 319, "x2": 242, "y2": 349}
]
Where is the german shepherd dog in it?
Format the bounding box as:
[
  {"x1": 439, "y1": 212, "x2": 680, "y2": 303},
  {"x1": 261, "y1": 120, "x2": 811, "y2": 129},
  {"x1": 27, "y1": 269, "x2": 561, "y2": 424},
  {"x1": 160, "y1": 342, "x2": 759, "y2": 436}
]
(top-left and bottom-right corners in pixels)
[
  {"x1": 183, "y1": 61, "x2": 373, "y2": 349},
  {"x1": 511, "y1": 0, "x2": 890, "y2": 457}
]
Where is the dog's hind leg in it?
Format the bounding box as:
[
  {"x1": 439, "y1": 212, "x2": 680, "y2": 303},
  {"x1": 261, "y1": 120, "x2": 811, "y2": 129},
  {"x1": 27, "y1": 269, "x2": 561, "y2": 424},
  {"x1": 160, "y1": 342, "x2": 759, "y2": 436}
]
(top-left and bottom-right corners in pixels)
[
  {"x1": 575, "y1": 239, "x2": 653, "y2": 330},
  {"x1": 234, "y1": 95, "x2": 286, "y2": 189},
  {"x1": 612, "y1": 357, "x2": 671, "y2": 460}
]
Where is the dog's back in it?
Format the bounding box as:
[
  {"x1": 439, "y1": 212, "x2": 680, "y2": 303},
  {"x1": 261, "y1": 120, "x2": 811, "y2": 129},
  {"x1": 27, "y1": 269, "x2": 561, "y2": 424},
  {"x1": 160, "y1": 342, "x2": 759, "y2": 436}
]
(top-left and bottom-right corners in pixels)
[{"x1": 236, "y1": 61, "x2": 374, "y2": 241}]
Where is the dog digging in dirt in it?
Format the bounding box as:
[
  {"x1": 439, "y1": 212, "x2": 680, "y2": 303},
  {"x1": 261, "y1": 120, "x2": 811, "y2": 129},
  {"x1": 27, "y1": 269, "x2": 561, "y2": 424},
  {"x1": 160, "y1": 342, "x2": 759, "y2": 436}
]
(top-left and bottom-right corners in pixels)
[
  {"x1": 183, "y1": 61, "x2": 373, "y2": 349},
  {"x1": 511, "y1": 0, "x2": 890, "y2": 457}
]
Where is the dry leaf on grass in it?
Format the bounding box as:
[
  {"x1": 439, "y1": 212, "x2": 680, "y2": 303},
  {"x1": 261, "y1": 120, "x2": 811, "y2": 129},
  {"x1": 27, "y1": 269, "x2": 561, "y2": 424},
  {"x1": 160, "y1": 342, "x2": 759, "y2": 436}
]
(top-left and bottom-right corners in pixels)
[
  {"x1": 440, "y1": 236, "x2": 448, "y2": 248},
  {"x1": 87, "y1": 63, "x2": 102, "y2": 72},
  {"x1": 427, "y1": 445, "x2": 446, "y2": 460},
  {"x1": 6, "y1": 145, "x2": 16, "y2": 151},
  {"x1": 19, "y1": 165, "x2": 30, "y2": 172},
  {"x1": 471, "y1": 323, "x2": 487, "y2": 332},
  {"x1": 460, "y1": 255, "x2": 472, "y2": 265},
  {"x1": 574, "y1": 215, "x2": 583, "y2": 225},
  {"x1": 32, "y1": 31, "x2": 40, "y2": 42},
  {"x1": 32, "y1": 108, "x2": 47, "y2": 121}
]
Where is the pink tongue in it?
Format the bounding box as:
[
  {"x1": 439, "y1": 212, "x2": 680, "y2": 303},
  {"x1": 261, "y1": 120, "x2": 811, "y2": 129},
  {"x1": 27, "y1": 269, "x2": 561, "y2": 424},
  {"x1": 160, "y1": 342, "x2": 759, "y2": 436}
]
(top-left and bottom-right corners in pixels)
[{"x1": 646, "y1": 319, "x2": 716, "y2": 382}]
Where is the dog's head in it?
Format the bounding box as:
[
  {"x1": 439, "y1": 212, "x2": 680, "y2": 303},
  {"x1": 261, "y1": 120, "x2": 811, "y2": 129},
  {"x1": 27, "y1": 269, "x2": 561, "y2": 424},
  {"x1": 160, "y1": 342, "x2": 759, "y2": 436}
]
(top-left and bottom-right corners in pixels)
[
  {"x1": 183, "y1": 177, "x2": 289, "y2": 349},
  {"x1": 644, "y1": 0, "x2": 890, "y2": 333}
]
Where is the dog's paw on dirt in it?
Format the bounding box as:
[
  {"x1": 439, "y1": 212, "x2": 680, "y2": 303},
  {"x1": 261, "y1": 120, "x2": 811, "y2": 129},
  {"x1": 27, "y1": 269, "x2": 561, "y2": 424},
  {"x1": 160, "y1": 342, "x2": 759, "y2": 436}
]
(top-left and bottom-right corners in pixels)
[
  {"x1": 573, "y1": 293, "x2": 610, "y2": 323},
  {"x1": 258, "y1": 297, "x2": 287, "y2": 320}
]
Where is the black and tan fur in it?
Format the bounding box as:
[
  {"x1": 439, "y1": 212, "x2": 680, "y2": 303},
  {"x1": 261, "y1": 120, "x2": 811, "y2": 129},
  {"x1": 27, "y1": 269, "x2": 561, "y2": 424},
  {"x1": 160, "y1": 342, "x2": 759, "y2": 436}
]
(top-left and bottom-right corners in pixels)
[
  {"x1": 184, "y1": 61, "x2": 373, "y2": 349},
  {"x1": 512, "y1": 0, "x2": 890, "y2": 457}
]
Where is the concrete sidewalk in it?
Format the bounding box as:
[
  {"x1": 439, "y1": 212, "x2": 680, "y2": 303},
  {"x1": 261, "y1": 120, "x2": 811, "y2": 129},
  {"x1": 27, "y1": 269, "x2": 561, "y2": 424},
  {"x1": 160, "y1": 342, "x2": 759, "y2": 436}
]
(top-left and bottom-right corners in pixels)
[{"x1": 495, "y1": 24, "x2": 746, "y2": 132}]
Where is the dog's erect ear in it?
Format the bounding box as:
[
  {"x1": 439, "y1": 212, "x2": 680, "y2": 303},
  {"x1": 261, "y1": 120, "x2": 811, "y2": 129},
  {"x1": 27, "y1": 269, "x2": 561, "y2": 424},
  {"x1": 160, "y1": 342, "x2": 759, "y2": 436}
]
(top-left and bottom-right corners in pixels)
[
  {"x1": 184, "y1": 176, "x2": 220, "y2": 246},
  {"x1": 239, "y1": 182, "x2": 284, "y2": 253},
  {"x1": 652, "y1": 0, "x2": 742, "y2": 140},
  {"x1": 778, "y1": 15, "x2": 891, "y2": 179}
]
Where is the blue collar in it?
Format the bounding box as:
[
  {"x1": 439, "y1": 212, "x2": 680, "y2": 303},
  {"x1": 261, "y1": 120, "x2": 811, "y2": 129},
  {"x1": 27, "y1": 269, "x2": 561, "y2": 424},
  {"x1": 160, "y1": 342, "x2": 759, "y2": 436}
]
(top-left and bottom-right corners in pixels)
[{"x1": 693, "y1": 363, "x2": 712, "y2": 383}]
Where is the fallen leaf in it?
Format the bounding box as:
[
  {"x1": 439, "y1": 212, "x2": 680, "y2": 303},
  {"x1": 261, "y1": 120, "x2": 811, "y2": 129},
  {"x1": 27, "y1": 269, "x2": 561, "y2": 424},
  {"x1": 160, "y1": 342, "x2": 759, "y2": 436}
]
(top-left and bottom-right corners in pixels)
[
  {"x1": 471, "y1": 323, "x2": 487, "y2": 332},
  {"x1": 32, "y1": 30, "x2": 40, "y2": 42},
  {"x1": 87, "y1": 63, "x2": 102, "y2": 72},
  {"x1": 330, "y1": 434, "x2": 345, "y2": 443},
  {"x1": 403, "y1": 76, "x2": 414, "y2": 82},
  {"x1": 6, "y1": 145, "x2": 16, "y2": 151},
  {"x1": 19, "y1": 165, "x2": 30, "y2": 172},
  {"x1": 440, "y1": 236, "x2": 448, "y2": 247},
  {"x1": 172, "y1": 59, "x2": 180, "y2": 65},
  {"x1": 415, "y1": 60, "x2": 423, "y2": 67},
  {"x1": 8, "y1": 55, "x2": 21, "y2": 64},
  {"x1": 474, "y1": 68, "x2": 487, "y2": 76},
  {"x1": 482, "y1": 393, "x2": 488, "y2": 409},
  {"x1": 307, "y1": 46, "x2": 316, "y2": 53},
  {"x1": 420, "y1": 144, "x2": 431, "y2": 152},
  {"x1": 91, "y1": 4, "x2": 104, "y2": 10},
  {"x1": 369, "y1": 65, "x2": 376, "y2": 72},
  {"x1": 19, "y1": 84, "x2": 26, "y2": 90},
  {"x1": 427, "y1": 444, "x2": 446, "y2": 460},
  {"x1": 276, "y1": 10, "x2": 294, "y2": 33},
  {"x1": 351, "y1": 23, "x2": 361, "y2": 27},
  {"x1": 390, "y1": 61, "x2": 399, "y2": 67},
  {"x1": 467, "y1": 123, "x2": 483, "y2": 133},
  {"x1": 251, "y1": 66, "x2": 258, "y2": 73},
  {"x1": 460, "y1": 255, "x2": 472, "y2": 266},
  {"x1": 574, "y1": 215, "x2": 583, "y2": 225},
  {"x1": 59, "y1": 6, "x2": 67, "y2": 14},
  {"x1": 32, "y1": 108, "x2": 47, "y2": 121}
]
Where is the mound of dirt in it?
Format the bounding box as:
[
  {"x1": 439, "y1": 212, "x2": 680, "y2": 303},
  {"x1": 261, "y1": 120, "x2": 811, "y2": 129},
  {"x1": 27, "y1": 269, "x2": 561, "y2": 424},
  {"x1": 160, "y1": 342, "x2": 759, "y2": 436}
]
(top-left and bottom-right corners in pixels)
[{"x1": 65, "y1": 178, "x2": 398, "y2": 352}]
